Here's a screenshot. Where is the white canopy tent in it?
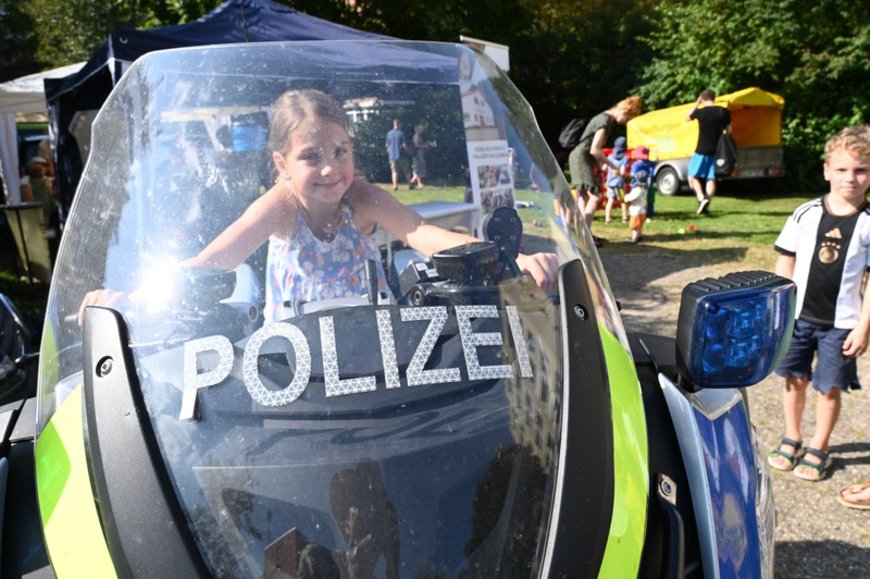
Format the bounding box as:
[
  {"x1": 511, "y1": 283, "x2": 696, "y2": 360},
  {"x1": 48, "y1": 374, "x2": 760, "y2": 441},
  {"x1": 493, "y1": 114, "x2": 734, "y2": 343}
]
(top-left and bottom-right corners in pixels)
[{"x1": 0, "y1": 62, "x2": 84, "y2": 205}]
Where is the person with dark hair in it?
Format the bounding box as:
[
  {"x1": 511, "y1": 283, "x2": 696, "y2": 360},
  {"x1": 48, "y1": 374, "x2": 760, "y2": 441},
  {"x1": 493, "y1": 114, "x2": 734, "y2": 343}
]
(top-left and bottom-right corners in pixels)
[
  {"x1": 385, "y1": 119, "x2": 411, "y2": 190},
  {"x1": 410, "y1": 124, "x2": 432, "y2": 189},
  {"x1": 686, "y1": 89, "x2": 732, "y2": 215}
]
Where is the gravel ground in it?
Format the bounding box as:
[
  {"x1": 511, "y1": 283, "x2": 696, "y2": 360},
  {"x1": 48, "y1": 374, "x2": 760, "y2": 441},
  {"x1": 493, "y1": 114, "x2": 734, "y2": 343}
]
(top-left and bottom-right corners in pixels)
[{"x1": 598, "y1": 244, "x2": 870, "y2": 578}]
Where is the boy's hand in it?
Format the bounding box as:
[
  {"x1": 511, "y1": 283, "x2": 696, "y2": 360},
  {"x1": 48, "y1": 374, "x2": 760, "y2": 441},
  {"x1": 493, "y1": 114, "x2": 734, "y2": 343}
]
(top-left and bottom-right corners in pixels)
[{"x1": 842, "y1": 327, "x2": 869, "y2": 358}]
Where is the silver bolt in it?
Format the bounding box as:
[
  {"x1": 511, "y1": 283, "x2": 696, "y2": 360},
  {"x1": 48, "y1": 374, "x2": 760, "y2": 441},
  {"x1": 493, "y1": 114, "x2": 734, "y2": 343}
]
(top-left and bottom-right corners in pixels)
[
  {"x1": 660, "y1": 479, "x2": 673, "y2": 496},
  {"x1": 98, "y1": 357, "x2": 113, "y2": 377}
]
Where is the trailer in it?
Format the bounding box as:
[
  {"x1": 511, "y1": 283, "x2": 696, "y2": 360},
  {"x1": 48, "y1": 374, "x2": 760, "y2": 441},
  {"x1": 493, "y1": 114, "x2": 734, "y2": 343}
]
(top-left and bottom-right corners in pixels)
[{"x1": 627, "y1": 87, "x2": 785, "y2": 196}]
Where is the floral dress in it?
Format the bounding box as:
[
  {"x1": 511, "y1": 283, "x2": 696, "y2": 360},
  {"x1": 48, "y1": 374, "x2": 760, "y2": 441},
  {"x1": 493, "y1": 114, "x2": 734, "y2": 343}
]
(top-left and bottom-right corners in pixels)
[{"x1": 264, "y1": 205, "x2": 388, "y2": 322}]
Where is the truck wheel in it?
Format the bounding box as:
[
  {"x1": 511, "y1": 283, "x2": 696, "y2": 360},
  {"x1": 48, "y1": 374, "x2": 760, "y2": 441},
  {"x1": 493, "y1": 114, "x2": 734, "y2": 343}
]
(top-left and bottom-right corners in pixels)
[{"x1": 656, "y1": 167, "x2": 681, "y2": 196}]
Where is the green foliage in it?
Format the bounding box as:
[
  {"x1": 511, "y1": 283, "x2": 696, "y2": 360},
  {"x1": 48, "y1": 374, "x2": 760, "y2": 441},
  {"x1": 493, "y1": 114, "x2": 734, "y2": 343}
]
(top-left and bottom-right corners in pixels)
[
  {"x1": 486, "y1": 0, "x2": 656, "y2": 147},
  {"x1": 140, "y1": 0, "x2": 225, "y2": 28},
  {"x1": 7, "y1": 0, "x2": 867, "y2": 194},
  {"x1": 293, "y1": 0, "x2": 655, "y2": 147},
  {"x1": 16, "y1": 0, "x2": 224, "y2": 67},
  {"x1": 636, "y1": 0, "x2": 869, "y2": 191},
  {"x1": 0, "y1": 1, "x2": 42, "y2": 81},
  {"x1": 352, "y1": 87, "x2": 468, "y2": 186}
]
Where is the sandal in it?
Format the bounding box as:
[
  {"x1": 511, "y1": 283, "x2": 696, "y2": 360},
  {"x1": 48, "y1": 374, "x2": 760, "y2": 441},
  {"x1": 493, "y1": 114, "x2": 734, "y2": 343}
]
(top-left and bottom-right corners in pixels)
[
  {"x1": 767, "y1": 437, "x2": 802, "y2": 471},
  {"x1": 837, "y1": 482, "x2": 870, "y2": 510},
  {"x1": 793, "y1": 447, "x2": 832, "y2": 482}
]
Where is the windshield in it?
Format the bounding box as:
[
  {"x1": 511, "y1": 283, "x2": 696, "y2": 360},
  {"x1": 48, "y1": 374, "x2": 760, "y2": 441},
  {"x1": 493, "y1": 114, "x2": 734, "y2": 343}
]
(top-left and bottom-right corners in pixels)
[{"x1": 37, "y1": 41, "x2": 628, "y2": 577}]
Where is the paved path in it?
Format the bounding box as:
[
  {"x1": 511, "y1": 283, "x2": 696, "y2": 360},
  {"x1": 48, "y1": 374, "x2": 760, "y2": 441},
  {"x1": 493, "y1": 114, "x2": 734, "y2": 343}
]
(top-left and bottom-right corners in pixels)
[{"x1": 599, "y1": 247, "x2": 870, "y2": 577}]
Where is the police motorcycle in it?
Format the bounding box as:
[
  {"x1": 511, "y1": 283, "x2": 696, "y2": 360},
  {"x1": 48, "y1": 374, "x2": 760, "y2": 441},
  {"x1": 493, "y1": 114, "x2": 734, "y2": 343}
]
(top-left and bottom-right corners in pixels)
[{"x1": 0, "y1": 41, "x2": 796, "y2": 578}]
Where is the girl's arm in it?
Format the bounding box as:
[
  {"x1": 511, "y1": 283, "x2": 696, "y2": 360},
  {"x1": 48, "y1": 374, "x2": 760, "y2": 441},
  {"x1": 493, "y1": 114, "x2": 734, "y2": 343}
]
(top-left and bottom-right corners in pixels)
[
  {"x1": 184, "y1": 183, "x2": 289, "y2": 270},
  {"x1": 351, "y1": 181, "x2": 476, "y2": 254},
  {"x1": 78, "y1": 184, "x2": 288, "y2": 325},
  {"x1": 352, "y1": 181, "x2": 558, "y2": 291}
]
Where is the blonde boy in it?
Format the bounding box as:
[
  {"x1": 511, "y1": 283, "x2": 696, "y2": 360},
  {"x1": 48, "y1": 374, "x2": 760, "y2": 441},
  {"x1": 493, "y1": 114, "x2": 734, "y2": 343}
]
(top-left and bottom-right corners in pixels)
[{"x1": 768, "y1": 126, "x2": 870, "y2": 481}]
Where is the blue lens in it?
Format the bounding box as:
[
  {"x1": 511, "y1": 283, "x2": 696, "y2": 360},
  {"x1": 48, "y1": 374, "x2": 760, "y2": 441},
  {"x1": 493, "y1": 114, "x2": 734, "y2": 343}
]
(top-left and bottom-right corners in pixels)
[{"x1": 683, "y1": 278, "x2": 795, "y2": 389}]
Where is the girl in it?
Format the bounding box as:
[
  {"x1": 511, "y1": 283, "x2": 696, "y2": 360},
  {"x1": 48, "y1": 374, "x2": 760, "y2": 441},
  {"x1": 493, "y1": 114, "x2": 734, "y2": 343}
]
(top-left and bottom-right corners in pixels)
[{"x1": 184, "y1": 90, "x2": 557, "y2": 322}]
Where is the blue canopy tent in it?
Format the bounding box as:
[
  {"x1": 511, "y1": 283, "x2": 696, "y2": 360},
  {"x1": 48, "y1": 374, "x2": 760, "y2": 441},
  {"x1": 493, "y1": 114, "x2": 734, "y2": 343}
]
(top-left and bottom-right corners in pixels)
[{"x1": 44, "y1": 0, "x2": 391, "y2": 217}]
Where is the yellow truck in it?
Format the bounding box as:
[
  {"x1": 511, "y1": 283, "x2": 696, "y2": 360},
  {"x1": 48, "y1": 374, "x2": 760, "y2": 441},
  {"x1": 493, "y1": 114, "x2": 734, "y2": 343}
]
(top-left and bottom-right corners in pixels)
[{"x1": 626, "y1": 87, "x2": 785, "y2": 195}]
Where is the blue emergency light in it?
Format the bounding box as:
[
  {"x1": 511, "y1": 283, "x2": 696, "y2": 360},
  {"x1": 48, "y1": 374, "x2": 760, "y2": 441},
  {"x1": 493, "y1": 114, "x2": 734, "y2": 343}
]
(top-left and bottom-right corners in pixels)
[{"x1": 676, "y1": 271, "x2": 796, "y2": 390}]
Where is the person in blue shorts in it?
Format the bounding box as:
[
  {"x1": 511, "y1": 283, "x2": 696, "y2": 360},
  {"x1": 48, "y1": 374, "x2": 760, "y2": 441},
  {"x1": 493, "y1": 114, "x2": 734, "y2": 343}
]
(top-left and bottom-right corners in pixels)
[
  {"x1": 767, "y1": 125, "x2": 870, "y2": 482},
  {"x1": 686, "y1": 89, "x2": 731, "y2": 215},
  {"x1": 385, "y1": 119, "x2": 412, "y2": 190}
]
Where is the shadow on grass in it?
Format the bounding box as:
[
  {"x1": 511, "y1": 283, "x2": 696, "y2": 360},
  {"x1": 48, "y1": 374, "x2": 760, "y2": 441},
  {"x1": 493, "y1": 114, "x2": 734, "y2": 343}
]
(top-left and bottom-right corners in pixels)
[
  {"x1": 597, "y1": 243, "x2": 749, "y2": 291},
  {"x1": 644, "y1": 230, "x2": 782, "y2": 243}
]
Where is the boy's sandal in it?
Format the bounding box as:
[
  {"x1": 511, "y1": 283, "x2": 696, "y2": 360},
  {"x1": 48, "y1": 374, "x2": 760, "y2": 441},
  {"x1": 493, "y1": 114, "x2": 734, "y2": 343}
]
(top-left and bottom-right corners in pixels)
[
  {"x1": 837, "y1": 482, "x2": 870, "y2": 510},
  {"x1": 793, "y1": 447, "x2": 832, "y2": 482},
  {"x1": 767, "y1": 437, "x2": 802, "y2": 471}
]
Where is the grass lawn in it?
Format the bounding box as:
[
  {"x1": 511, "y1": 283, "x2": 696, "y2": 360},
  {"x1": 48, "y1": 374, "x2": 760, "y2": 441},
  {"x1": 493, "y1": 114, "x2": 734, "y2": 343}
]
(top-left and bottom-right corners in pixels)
[
  {"x1": 0, "y1": 222, "x2": 50, "y2": 317},
  {"x1": 593, "y1": 186, "x2": 815, "y2": 250},
  {"x1": 389, "y1": 180, "x2": 818, "y2": 251},
  {"x1": 1, "y1": 184, "x2": 821, "y2": 321}
]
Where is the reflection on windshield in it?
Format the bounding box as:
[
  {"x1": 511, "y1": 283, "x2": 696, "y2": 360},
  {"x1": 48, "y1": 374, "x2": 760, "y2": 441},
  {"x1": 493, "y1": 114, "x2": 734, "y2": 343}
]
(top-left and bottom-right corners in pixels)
[
  {"x1": 38, "y1": 41, "x2": 628, "y2": 577},
  {"x1": 263, "y1": 459, "x2": 400, "y2": 578}
]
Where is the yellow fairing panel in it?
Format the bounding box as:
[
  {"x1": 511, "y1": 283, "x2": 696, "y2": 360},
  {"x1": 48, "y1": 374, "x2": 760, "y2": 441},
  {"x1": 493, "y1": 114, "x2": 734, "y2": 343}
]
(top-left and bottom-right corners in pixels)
[
  {"x1": 36, "y1": 385, "x2": 117, "y2": 577},
  {"x1": 598, "y1": 325, "x2": 649, "y2": 577}
]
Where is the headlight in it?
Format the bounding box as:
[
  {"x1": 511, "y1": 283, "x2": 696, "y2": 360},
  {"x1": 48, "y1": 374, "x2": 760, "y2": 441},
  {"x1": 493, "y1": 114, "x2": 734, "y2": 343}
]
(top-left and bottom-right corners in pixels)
[{"x1": 676, "y1": 271, "x2": 795, "y2": 389}]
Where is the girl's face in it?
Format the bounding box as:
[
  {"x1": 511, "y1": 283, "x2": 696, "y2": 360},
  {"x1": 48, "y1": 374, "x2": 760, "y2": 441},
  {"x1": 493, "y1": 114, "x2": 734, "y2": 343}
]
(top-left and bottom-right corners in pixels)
[{"x1": 273, "y1": 120, "x2": 354, "y2": 207}]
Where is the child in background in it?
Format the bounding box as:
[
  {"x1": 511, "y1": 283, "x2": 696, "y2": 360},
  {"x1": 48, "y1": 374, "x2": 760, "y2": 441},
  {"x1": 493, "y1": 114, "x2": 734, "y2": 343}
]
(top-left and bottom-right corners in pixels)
[
  {"x1": 604, "y1": 137, "x2": 629, "y2": 223},
  {"x1": 624, "y1": 146, "x2": 656, "y2": 244},
  {"x1": 767, "y1": 125, "x2": 870, "y2": 482},
  {"x1": 646, "y1": 150, "x2": 658, "y2": 220}
]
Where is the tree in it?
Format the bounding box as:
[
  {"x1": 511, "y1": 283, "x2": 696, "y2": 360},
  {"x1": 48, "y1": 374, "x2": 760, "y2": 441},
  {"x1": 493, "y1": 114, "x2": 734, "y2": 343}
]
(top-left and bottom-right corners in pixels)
[
  {"x1": 636, "y1": 0, "x2": 870, "y2": 190},
  {"x1": 10, "y1": 0, "x2": 656, "y2": 151},
  {"x1": 294, "y1": 0, "x2": 656, "y2": 147},
  {"x1": 16, "y1": 0, "x2": 223, "y2": 70},
  {"x1": 0, "y1": 2, "x2": 42, "y2": 81}
]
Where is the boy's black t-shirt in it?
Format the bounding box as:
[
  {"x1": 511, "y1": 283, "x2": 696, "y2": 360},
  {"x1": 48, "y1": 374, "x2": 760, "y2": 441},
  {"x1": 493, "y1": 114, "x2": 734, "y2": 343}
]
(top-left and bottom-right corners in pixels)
[
  {"x1": 800, "y1": 206, "x2": 863, "y2": 326},
  {"x1": 690, "y1": 106, "x2": 732, "y2": 155}
]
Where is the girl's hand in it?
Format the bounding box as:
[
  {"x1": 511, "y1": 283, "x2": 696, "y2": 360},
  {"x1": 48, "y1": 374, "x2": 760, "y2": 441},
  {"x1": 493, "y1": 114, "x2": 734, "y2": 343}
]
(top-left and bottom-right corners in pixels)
[
  {"x1": 516, "y1": 252, "x2": 559, "y2": 293},
  {"x1": 77, "y1": 289, "x2": 130, "y2": 326}
]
